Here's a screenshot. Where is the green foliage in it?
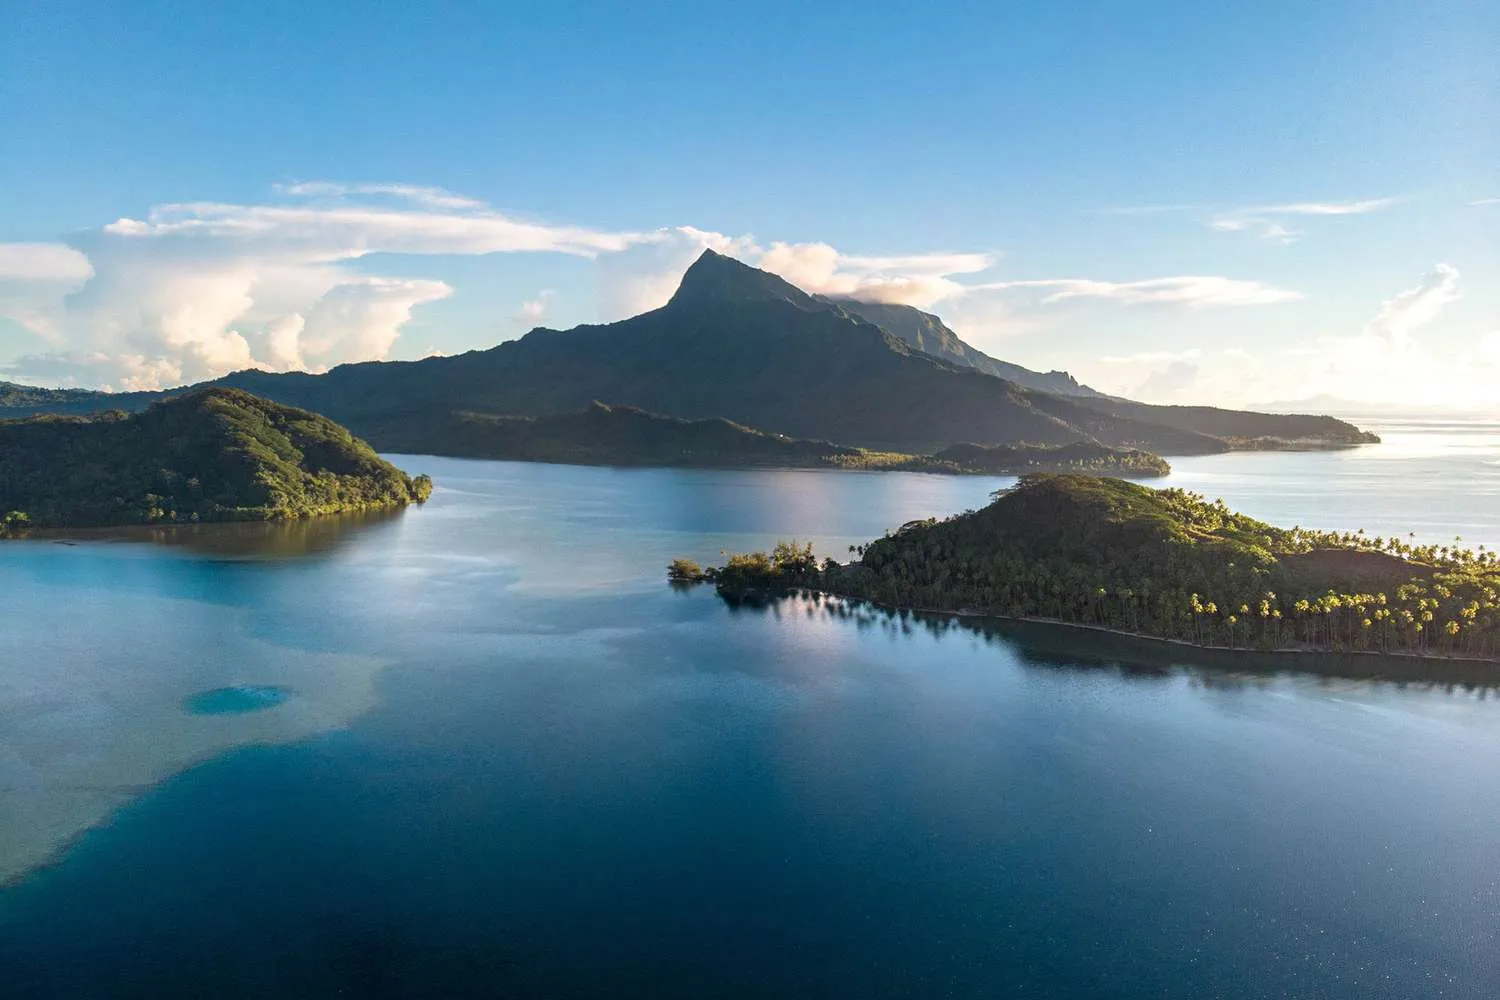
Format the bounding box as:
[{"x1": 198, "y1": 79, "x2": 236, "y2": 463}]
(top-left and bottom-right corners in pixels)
[
  {"x1": 0, "y1": 388, "x2": 433, "y2": 530},
  {"x1": 706, "y1": 475, "x2": 1500, "y2": 662},
  {"x1": 667, "y1": 558, "x2": 708, "y2": 582},
  {"x1": 683, "y1": 539, "x2": 823, "y2": 595}
]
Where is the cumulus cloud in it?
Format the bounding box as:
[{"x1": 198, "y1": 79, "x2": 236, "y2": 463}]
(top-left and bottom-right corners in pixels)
[
  {"x1": 1209, "y1": 197, "x2": 1396, "y2": 244},
  {"x1": 0, "y1": 243, "x2": 95, "y2": 340},
  {"x1": 1094, "y1": 264, "x2": 1478, "y2": 409},
  {"x1": 515, "y1": 289, "x2": 555, "y2": 326},
  {"x1": 1363, "y1": 262, "x2": 1460, "y2": 345},
  {"x1": 592, "y1": 228, "x2": 993, "y2": 317},
  {"x1": 0, "y1": 180, "x2": 1318, "y2": 391},
  {"x1": 1, "y1": 185, "x2": 648, "y2": 389}
]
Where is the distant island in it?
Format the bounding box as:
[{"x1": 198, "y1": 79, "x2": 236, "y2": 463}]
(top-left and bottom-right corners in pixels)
[
  {"x1": 371, "y1": 400, "x2": 1172, "y2": 477},
  {"x1": 671, "y1": 475, "x2": 1500, "y2": 664},
  {"x1": 2, "y1": 250, "x2": 1378, "y2": 463},
  {"x1": 0, "y1": 388, "x2": 432, "y2": 535}
]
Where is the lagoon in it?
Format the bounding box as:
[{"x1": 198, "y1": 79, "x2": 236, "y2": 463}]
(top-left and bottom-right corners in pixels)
[{"x1": 1, "y1": 416, "x2": 1499, "y2": 997}]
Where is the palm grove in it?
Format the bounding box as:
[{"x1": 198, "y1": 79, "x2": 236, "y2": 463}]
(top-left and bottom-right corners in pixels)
[{"x1": 675, "y1": 476, "x2": 1500, "y2": 662}]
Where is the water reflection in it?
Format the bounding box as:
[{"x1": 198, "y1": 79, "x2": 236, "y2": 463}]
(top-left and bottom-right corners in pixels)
[
  {"x1": 29, "y1": 506, "x2": 409, "y2": 559},
  {"x1": 713, "y1": 588, "x2": 1500, "y2": 693}
]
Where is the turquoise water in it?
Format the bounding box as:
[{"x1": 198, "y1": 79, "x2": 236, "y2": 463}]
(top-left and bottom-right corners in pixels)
[
  {"x1": 183, "y1": 686, "x2": 292, "y2": 715},
  {"x1": 1, "y1": 417, "x2": 1499, "y2": 997}
]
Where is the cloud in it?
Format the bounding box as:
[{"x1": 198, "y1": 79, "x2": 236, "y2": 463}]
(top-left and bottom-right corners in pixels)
[
  {"x1": 103, "y1": 199, "x2": 649, "y2": 258},
  {"x1": 0, "y1": 180, "x2": 1316, "y2": 392},
  {"x1": 1243, "y1": 198, "x2": 1397, "y2": 217},
  {"x1": 1362, "y1": 262, "x2": 1460, "y2": 345},
  {"x1": 1471, "y1": 197, "x2": 1500, "y2": 207},
  {"x1": 594, "y1": 228, "x2": 995, "y2": 316},
  {"x1": 274, "y1": 181, "x2": 485, "y2": 210},
  {"x1": 1100, "y1": 349, "x2": 1203, "y2": 365},
  {"x1": 971, "y1": 275, "x2": 1301, "y2": 308},
  {"x1": 0, "y1": 243, "x2": 95, "y2": 340},
  {"x1": 1134, "y1": 360, "x2": 1201, "y2": 400},
  {"x1": 515, "y1": 289, "x2": 555, "y2": 325},
  {"x1": 1210, "y1": 197, "x2": 1396, "y2": 243},
  {"x1": 1, "y1": 185, "x2": 650, "y2": 389}
]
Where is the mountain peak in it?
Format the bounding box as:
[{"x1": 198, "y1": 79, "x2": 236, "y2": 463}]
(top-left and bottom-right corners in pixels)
[{"x1": 668, "y1": 249, "x2": 821, "y2": 311}]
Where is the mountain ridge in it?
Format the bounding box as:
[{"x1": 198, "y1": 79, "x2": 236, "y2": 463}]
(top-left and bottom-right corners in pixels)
[{"x1": 0, "y1": 249, "x2": 1377, "y2": 457}]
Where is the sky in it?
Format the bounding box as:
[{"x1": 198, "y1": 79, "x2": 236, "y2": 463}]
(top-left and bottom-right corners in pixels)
[{"x1": 1, "y1": 0, "x2": 1496, "y2": 411}]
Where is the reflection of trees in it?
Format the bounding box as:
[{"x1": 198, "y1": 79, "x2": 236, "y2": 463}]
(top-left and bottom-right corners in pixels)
[
  {"x1": 705, "y1": 589, "x2": 1500, "y2": 695},
  {"x1": 49, "y1": 506, "x2": 409, "y2": 559}
]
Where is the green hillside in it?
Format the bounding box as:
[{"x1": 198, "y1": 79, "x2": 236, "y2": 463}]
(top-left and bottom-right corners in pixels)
[
  {"x1": 0, "y1": 388, "x2": 432, "y2": 531},
  {"x1": 683, "y1": 475, "x2": 1500, "y2": 661}
]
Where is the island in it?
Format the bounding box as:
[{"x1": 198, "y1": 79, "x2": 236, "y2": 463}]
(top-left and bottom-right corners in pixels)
[
  {"x1": 0, "y1": 387, "x2": 432, "y2": 535},
  {"x1": 670, "y1": 475, "x2": 1500, "y2": 663},
  {"x1": 4, "y1": 252, "x2": 1378, "y2": 461},
  {"x1": 368, "y1": 400, "x2": 1172, "y2": 477}
]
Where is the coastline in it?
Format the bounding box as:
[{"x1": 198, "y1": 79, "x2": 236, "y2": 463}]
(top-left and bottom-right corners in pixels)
[{"x1": 723, "y1": 585, "x2": 1500, "y2": 684}]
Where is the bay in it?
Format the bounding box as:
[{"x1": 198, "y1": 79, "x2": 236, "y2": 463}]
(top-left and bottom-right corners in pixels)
[{"x1": 1, "y1": 416, "x2": 1498, "y2": 998}]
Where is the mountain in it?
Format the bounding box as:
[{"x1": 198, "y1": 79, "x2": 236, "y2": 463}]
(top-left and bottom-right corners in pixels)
[
  {"x1": 373, "y1": 400, "x2": 1172, "y2": 476},
  {"x1": 378, "y1": 401, "x2": 861, "y2": 467},
  {"x1": 0, "y1": 388, "x2": 431, "y2": 531},
  {"x1": 823, "y1": 298, "x2": 1099, "y2": 397},
  {"x1": 0, "y1": 250, "x2": 1377, "y2": 457},
  {"x1": 0, "y1": 381, "x2": 116, "y2": 411}
]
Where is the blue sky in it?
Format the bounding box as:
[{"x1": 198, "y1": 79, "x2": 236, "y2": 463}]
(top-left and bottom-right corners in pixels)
[{"x1": 1, "y1": 0, "x2": 1496, "y2": 408}]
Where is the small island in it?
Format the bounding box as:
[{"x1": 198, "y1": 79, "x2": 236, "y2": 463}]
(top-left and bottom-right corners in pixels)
[
  {"x1": 374, "y1": 400, "x2": 1172, "y2": 477},
  {"x1": 671, "y1": 475, "x2": 1500, "y2": 664},
  {"x1": 0, "y1": 387, "x2": 432, "y2": 535}
]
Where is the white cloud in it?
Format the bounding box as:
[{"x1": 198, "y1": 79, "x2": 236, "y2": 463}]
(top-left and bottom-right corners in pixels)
[
  {"x1": 1210, "y1": 196, "x2": 1396, "y2": 243},
  {"x1": 1472, "y1": 197, "x2": 1500, "y2": 207},
  {"x1": 0, "y1": 243, "x2": 95, "y2": 340},
  {"x1": 1363, "y1": 262, "x2": 1460, "y2": 345},
  {"x1": 1243, "y1": 198, "x2": 1397, "y2": 217},
  {"x1": 0, "y1": 181, "x2": 1317, "y2": 392},
  {"x1": 1135, "y1": 360, "x2": 1201, "y2": 400},
  {"x1": 594, "y1": 228, "x2": 995, "y2": 316},
  {"x1": 516, "y1": 289, "x2": 555, "y2": 325},
  {"x1": 1, "y1": 185, "x2": 649, "y2": 389},
  {"x1": 1090, "y1": 264, "x2": 1482, "y2": 410},
  {"x1": 971, "y1": 275, "x2": 1301, "y2": 308},
  {"x1": 274, "y1": 181, "x2": 485, "y2": 210},
  {"x1": 1101, "y1": 349, "x2": 1203, "y2": 365}
]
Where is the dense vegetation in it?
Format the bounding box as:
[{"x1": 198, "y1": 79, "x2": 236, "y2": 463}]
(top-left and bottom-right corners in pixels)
[
  {"x1": 370, "y1": 401, "x2": 863, "y2": 467},
  {"x1": 929, "y1": 441, "x2": 1170, "y2": 477},
  {"x1": 0, "y1": 388, "x2": 432, "y2": 531},
  {"x1": 367, "y1": 400, "x2": 1172, "y2": 475},
  {"x1": 3, "y1": 251, "x2": 1377, "y2": 458},
  {"x1": 677, "y1": 475, "x2": 1500, "y2": 662}
]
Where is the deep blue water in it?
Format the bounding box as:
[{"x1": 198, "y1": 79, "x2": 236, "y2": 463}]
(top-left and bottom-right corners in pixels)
[{"x1": 2, "y1": 418, "x2": 1499, "y2": 998}]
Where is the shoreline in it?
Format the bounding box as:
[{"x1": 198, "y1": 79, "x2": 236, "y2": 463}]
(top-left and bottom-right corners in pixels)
[{"x1": 724, "y1": 585, "x2": 1500, "y2": 684}]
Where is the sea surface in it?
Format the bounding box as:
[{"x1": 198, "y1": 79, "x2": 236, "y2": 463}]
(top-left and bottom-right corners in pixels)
[{"x1": 2, "y1": 415, "x2": 1498, "y2": 998}]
